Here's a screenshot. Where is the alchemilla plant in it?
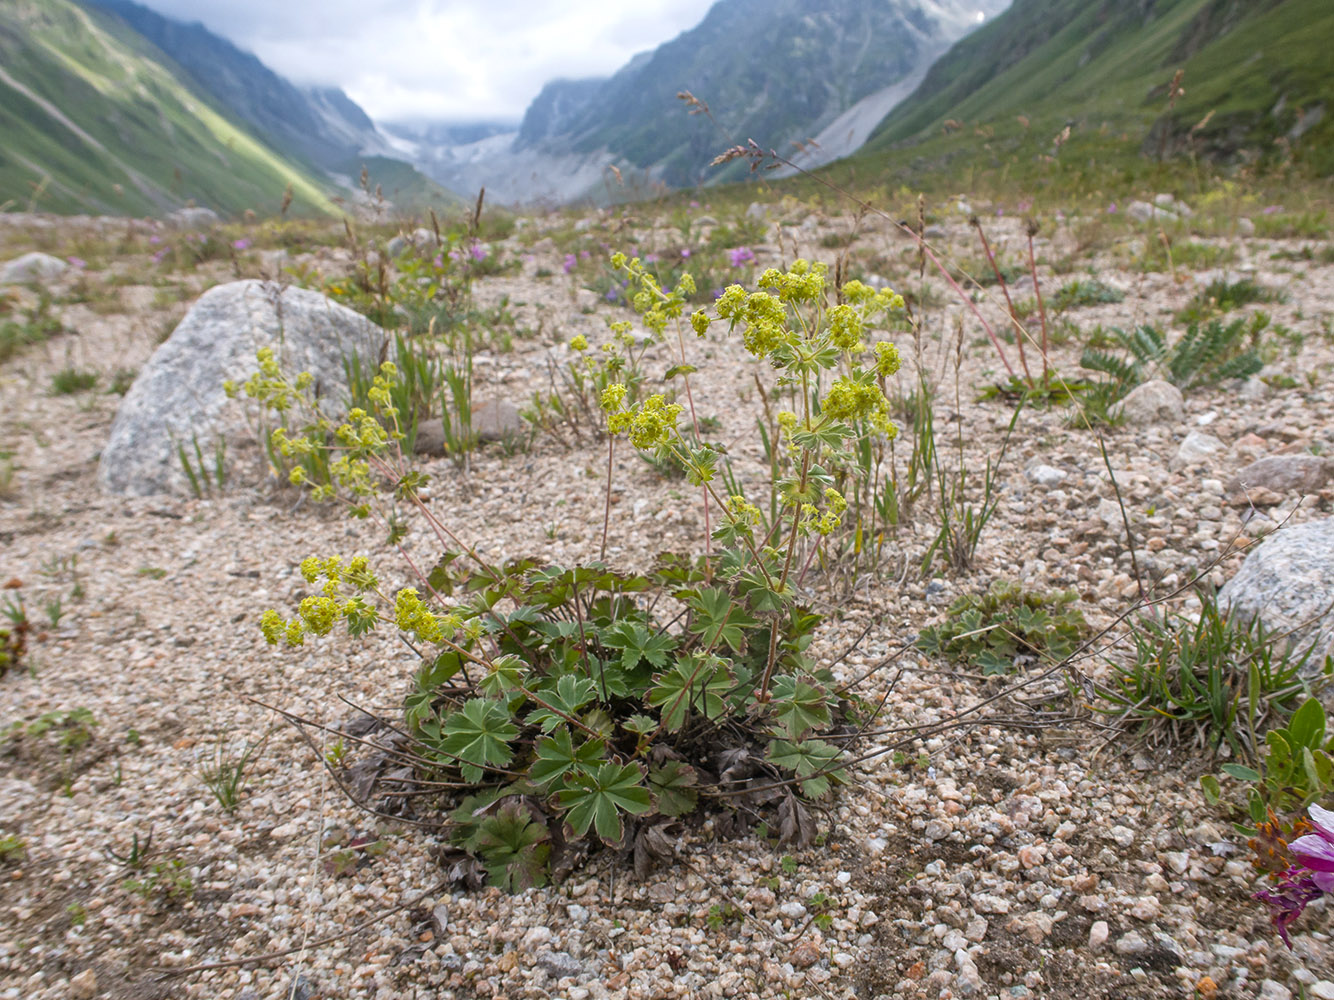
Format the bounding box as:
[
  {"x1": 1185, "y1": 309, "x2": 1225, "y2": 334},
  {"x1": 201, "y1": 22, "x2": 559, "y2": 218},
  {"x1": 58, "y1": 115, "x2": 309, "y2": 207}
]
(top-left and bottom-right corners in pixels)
[{"x1": 251, "y1": 252, "x2": 904, "y2": 888}]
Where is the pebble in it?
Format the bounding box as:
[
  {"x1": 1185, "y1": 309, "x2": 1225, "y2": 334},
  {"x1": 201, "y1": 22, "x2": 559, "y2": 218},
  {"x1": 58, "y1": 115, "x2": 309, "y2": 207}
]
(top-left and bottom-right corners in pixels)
[
  {"x1": 1258, "y1": 980, "x2": 1293, "y2": 1000},
  {"x1": 535, "y1": 951, "x2": 584, "y2": 978},
  {"x1": 68, "y1": 970, "x2": 97, "y2": 1000},
  {"x1": 1088, "y1": 920, "x2": 1109, "y2": 950},
  {"x1": 1115, "y1": 931, "x2": 1148, "y2": 955},
  {"x1": 1310, "y1": 982, "x2": 1334, "y2": 1000},
  {"x1": 1129, "y1": 896, "x2": 1161, "y2": 920},
  {"x1": 788, "y1": 940, "x2": 823, "y2": 969}
]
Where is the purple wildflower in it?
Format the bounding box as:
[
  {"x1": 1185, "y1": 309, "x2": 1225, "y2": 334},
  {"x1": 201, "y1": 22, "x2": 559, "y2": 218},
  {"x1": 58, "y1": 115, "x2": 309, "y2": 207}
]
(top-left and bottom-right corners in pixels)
[
  {"x1": 1263, "y1": 205, "x2": 1281, "y2": 215},
  {"x1": 579, "y1": 249, "x2": 591, "y2": 260},
  {"x1": 1256, "y1": 867, "x2": 1325, "y2": 948},
  {"x1": 149, "y1": 235, "x2": 162, "y2": 245},
  {"x1": 563, "y1": 254, "x2": 577, "y2": 274},
  {"x1": 1107, "y1": 203, "x2": 1118, "y2": 214},
  {"x1": 66, "y1": 256, "x2": 86, "y2": 269},
  {"x1": 469, "y1": 242, "x2": 488, "y2": 261},
  {"x1": 1290, "y1": 803, "x2": 1334, "y2": 892},
  {"x1": 231, "y1": 239, "x2": 250, "y2": 251},
  {"x1": 644, "y1": 252, "x2": 659, "y2": 264},
  {"x1": 152, "y1": 250, "x2": 166, "y2": 264},
  {"x1": 728, "y1": 247, "x2": 755, "y2": 268},
  {"x1": 681, "y1": 249, "x2": 691, "y2": 259},
  {"x1": 1256, "y1": 803, "x2": 1334, "y2": 947},
  {"x1": 690, "y1": 200, "x2": 700, "y2": 209}
]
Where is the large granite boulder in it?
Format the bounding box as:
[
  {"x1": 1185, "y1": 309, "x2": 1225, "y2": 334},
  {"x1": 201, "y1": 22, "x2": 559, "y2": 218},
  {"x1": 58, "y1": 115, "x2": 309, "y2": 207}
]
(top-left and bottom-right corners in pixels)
[
  {"x1": 1218, "y1": 518, "x2": 1334, "y2": 694},
  {"x1": 0, "y1": 252, "x2": 68, "y2": 284},
  {"x1": 99, "y1": 280, "x2": 390, "y2": 496}
]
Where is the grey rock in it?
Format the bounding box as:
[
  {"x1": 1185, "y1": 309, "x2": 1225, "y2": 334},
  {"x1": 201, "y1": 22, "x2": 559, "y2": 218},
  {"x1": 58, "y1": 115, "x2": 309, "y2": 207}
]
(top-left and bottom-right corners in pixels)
[
  {"x1": 1238, "y1": 217, "x2": 1256, "y2": 237},
  {"x1": 1258, "y1": 980, "x2": 1292, "y2": 1000},
  {"x1": 1114, "y1": 930, "x2": 1148, "y2": 955},
  {"x1": 99, "y1": 280, "x2": 390, "y2": 496},
  {"x1": 0, "y1": 251, "x2": 69, "y2": 284},
  {"x1": 1154, "y1": 193, "x2": 1193, "y2": 217},
  {"x1": 745, "y1": 202, "x2": 769, "y2": 221},
  {"x1": 1025, "y1": 463, "x2": 1067, "y2": 486},
  {"x1": 536, "y1": 950, "x2": 584, "y2": 978},
  {"x1": 68, "y1": 969, "x2": 98, "y2": 1000},
  {"x1": 1112, "y1": 379, "x2": 1184, "y2": 425},
  {"x1": 166, "y1": 206, "x2": 220, "y2": 230},
  {"x1": 1218, "y1": 518, "x2": 1334, "y2": 688},
  {"x1": 1171, "y1": 430, "x2": 1224, "y2": 469},
  {"x1": 1127, "y1": 200, "x2": 1176, "y2": 223},
  {"x1": 1308, "y1": 981, "x2": 1334, "y2": 1000},
  {"x1": 1228, "y1": 455, "x2": 1332, "y2": 498}
]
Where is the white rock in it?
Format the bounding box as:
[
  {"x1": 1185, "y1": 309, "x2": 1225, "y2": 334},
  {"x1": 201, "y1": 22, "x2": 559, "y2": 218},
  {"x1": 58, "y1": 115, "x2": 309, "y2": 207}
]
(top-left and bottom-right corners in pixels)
[
  {"x1": 1114, "y1": 930, "x2": 1147, "y2": 954},
  {"x1": 1088, "y1": 920, "x2": 1109, "y2": 949},
  {"x1": 1112, "y1": 379, "x2": 1184, "y2": 425},
  {"x1": 1308, "y1": 981, "x2": 1334, "y2": 1000},
  {"x1": 1172, "y1": 431, "x2": 1224, "y2": 469},
  {"x1": 1238, "y1": 217, "x2": 1256, "y2": 236},
  {"x1": 1025, "y1": 463, "x2": 1067, "y2": 486},
  {"x1": 1258, "y1": 980, "x2": 1292, "y2": 1000},
  {"x1": 0, "y1": 251, "x2": 69, "y2": 284}
]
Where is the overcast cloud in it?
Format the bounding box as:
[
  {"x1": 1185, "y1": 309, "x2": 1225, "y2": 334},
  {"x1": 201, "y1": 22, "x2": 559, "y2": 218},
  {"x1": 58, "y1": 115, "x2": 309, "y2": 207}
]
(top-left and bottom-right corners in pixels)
[{"x1": 132, "y1": 0, "x2": 719, "y2": 123}]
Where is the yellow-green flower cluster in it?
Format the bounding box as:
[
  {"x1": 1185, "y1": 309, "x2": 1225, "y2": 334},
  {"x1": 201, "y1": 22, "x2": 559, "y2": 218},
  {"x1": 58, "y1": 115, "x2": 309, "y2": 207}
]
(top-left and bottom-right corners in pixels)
[
  {"x1": 393, "y1": 587, "x2": 461, "y2": 645},
  {"x1": 822, "y1": 377, "x2": 897, "y2": 438},
  {"x1": 798, "y1": 487, "x2": 847, "y2": 536},
  {"x1": 626, "y1": 394, "x2": 683, "y2": 450},
  {"x1": 259, "y1": 554, "x2": 385, "y2": 647},
  {"x1": 757, "y1": 260, "x2": 827, "y2": 303},
  {"x1": 828, "y1": 304, "x2": 864, "y2": 352},
  {"x1": 570, "y1": 334, "x2": 588, "y2": 352},
  {"x1": 610, "y1": 252, "x2": 693, "y2": 338},
  {"x1": 874, "y1": 341, "x2": 901, "y2": 377},
  {"x1": 725, "y1": 494, "x2": 762, "y2": 527},
  {"x1": 715, "y1": 284, "x2": 796, "y2": 359},
  {"x1": 842, "y1": 280, "x2": 906, "y2": 314}
]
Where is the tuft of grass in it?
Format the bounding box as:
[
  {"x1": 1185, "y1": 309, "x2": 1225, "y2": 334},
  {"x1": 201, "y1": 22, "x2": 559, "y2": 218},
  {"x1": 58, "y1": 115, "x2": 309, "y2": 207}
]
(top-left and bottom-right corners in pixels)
[
  {"x1": 917, "y1": 581, "x2": 1090, "y2": 675},
  {"x1": 50, "y1": 367, "x2": 98, "y2": 395},
  {"x1": 1177, "y1": 278, "x2": 1284, "y2": 325}
]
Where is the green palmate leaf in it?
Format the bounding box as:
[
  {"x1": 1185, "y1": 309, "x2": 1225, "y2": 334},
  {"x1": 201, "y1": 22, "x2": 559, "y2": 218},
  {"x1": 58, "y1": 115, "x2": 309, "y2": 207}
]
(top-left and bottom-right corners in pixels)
[
  {"x1": 478, "y1": 654, "x2": 526, "y2": 697},
  {"x1": 648, "y1": 654, "x2": 732, "y2": 732},
  {"x1": 766, "y1": 738, "x2": 844, "y2": 798},
  {"x1": 767, "y1": 676, "x2": 832, "y2": 741},
  {"x1": 425, "y1": 551, "x2": 462, "y2": 596},
  {"x1": 526, "y1": 674, "x2": 597, "y2": 733},
  {"x1": 558, "y1": 761, "x2": 652, "y2": 844},
  {"x1": 622, "y1": 714, "x2": 657, "y2": 736},
  {"x1": 439, "y1": 698, "x2": 518, "y2": 783},
  {"x1": 529, "y1": 726, "x2": 606, "y2": 788},
  {"x1": 684, "y1": 587, "x2": 758, "y2": 653},
  {"x1": 648, "y1": 760, "x2": 699, "y2": 817},
  {"x1": 473, "y1": 802, "x2": 551, "y2": 892},
  {"x1": 602, "y1": 620, "x2": 677, "y2": 672}
]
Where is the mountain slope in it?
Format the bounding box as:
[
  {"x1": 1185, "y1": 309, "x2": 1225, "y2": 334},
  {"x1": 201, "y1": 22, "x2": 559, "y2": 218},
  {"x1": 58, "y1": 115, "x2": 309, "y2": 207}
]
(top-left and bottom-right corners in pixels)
[
  {"x1": 85, "y1": 0, "x2": 390, "y2": 171},
  {"x1": 544, "y1": 0, "x2": 1011, "y2": 187},
  {"x1": 399, "y1": 0, "x2": 1008, "y2": 204},
  {"x1": 863, "y1": 0, "x2": 1334, "y2": 171},
  {"x1": 0, "y1": 0, "x2": 338, "y2": 216}
]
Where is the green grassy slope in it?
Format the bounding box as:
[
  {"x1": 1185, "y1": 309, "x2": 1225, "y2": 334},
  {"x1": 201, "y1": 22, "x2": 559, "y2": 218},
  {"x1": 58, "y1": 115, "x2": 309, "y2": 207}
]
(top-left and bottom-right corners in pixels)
[
  {"x1": 0, "y1": 0, "x2": 338, "y2": 216},
  {"x1": 862, "y1": 0, "x2": 1334, "y2": 176}
]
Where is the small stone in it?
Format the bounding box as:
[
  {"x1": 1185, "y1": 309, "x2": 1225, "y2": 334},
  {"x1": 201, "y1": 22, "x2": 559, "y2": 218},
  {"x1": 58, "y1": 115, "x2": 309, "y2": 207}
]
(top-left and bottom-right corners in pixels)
[
  {"x1": 1088, "y1": 920, "x2": 1109, "y2": 950},
  {"x1": 1025, "y1": 463, "x2": 1067, "y2": 486},
  {"x1": 970, "y1": 893, "x2": 1010, "y2": 915},
  {"x1": 1107, "y1": 825, "x2": 1136, "y2": 848},
  {"x1": 1308, "y1": 981, "x2": 1334, "y2": 1000},
  {"x1": 788, "y1": 939, "x2": 822, "y2": 969},
  {"x1": 779, "y1": 901, "x2": 807, "y2": 920},
  {"x1": 1161, "y1": 851, "x2": 1189, "y2": 875},
  {"x1": 1129, "y1": 896, "x2": 1161, "y2": 921},
  {"x1": 1112, "y1": 379, "x2": 1184, "y2": 425},
  {"x1": 1172, "y1": 431, "x2": 1224, "y2": 470},
  {"x1": 536, "y1": 951, "x2": 584, "y2": 978},
  {"x1": 1237, "y1": 217, "x2": 1256, "y2": 236},
  {"x1": 924, "y1": 818, "x2": 952, "y2": 840},
  {"x1": 832, "y1": 952, "x2": 855, "y2": 969},
  {"x1": 1, "y1": 251, "x2": 69, "y2": 284},
  {"x1": 521, "y1": 926, "x2": 552, "y2": 951},
  {"x1": 432, "y1": 904, "x2": 449, "y2": 934},
  {"x1": 1258, "y1": 980, "x2": 1292, "y2": 1000},
  {"x1": 964, "y1": 916, "x2": 988, "y2": 942},
  {"x1": 69, "y1": 969, "x2": 98, "y2": 999},
  {"x1": 1115, "y1": 931, "x2": 1148, "y2": 955},
  {"x1": 1018, "y1": 845, "x2": 1044, "y2": 869}
]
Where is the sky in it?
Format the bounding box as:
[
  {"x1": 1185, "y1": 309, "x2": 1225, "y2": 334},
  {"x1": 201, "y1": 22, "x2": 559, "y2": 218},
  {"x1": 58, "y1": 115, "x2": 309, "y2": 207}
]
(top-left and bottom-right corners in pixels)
[{"x1": 133, "y1": 0, "x2": 720, "y2": 124}]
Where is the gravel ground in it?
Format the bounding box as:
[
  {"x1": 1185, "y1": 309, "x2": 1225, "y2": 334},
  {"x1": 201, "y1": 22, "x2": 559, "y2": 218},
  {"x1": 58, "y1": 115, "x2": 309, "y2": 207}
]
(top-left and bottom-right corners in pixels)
[{"x1": 1, "y1": 204, "x2": 1332, "y2": 1000}]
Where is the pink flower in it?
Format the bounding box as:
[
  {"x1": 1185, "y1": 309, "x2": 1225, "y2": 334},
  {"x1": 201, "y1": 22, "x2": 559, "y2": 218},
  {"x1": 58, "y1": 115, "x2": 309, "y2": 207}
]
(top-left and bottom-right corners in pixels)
[
  {"x1": 563, "y1": 254, "x2": 577, "y2": 274},
  {"x1": 66, "y1": 256, "x2": 86, "y2": 269},
  {"x1": 469, "y1": 242, "x2": 488, "y2": 261},
  {"x1": 1107, "y1": 203, "x2": 1118, "y2": 214},
  {"x1": 681, "y1": 249, "x2": 691, "y2": 259},
  {"x1": 1263, "y1": 205, "x2": 1281, "y2": 215},
  {"x1": 149, "y1": 235, "x2": 162, "y2": 245},
  {"x1": 728, "y1": 247, "x2": 755, "y2": 267},
  {"x1": 231, "y1": 239, "x2": 250, "y2": 251},
  {"x1": 1256, "y1": 803, "x2": 1334, "y2": 947}
]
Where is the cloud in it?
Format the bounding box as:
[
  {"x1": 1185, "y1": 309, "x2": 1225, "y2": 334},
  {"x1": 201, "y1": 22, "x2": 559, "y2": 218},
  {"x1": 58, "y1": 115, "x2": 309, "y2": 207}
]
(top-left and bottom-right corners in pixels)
[{"x1": 131, "y1": 0, "x2": 717, "y2": 122}]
